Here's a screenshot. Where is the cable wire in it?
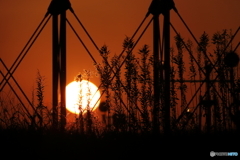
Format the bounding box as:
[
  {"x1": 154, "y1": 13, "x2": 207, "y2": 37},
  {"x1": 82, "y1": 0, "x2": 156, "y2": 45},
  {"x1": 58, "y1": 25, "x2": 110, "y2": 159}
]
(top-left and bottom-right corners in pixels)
[
  {"x1": 0, "y1": 59, "x2": 42, "y2": 122},
  {"x1": 0, "y1": 15, "x2": 50, "y2": 87},
  {"x1": 66, "y1": 18, "x2": 98, "y2": 65},
  {"x1": 0, "y1": 15, "x2": 51, "y2": 91}
]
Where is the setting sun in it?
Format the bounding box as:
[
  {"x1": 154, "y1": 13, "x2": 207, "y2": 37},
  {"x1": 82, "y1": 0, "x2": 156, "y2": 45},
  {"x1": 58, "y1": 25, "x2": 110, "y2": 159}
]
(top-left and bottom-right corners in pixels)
[{"x1": 66, "y1": 80, "x2": 101, "y2": 114}]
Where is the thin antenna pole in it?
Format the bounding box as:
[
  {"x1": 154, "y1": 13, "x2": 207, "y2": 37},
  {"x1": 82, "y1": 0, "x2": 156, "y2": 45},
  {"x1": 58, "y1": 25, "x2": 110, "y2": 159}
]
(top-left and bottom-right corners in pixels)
[
  {"x1": 153, "y1": 14, "x2": 160, "y2": 134},
  {"x1": 163, "y1": 7, "x2": 171, "y2": 135},
  {"x1": 60, "y1": 10, "x2": 67, "y2": 130},
  {"x1": 49, "y1": 0, "x2": 71, "y2": 130},
  {"x1": 52, "y1": 13, "x2": 59, "y2": 129}
]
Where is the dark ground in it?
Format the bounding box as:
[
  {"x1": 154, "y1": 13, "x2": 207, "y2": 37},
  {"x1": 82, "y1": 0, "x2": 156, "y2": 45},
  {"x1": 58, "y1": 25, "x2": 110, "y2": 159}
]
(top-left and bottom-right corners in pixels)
[{"x1": 0, "y1": 129, "x2": 239, "y2": 159}]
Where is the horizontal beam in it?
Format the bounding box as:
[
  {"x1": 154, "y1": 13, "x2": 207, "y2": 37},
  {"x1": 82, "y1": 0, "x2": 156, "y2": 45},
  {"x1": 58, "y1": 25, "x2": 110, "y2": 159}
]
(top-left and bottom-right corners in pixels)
[{"x1": 168, "y1": 80, "x2": 234, "y2": 83}]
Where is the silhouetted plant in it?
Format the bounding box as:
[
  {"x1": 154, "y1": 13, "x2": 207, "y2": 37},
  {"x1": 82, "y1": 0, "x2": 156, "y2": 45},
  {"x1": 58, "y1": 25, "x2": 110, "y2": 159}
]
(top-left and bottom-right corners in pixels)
[
  {"x1": 35, "y1": 70, "x2": 45, "y2": 128},
  {"x1": 212, "y1": 29, "x2": 231, "y2": 130},
  {"x1": 97, "y1": 45, "x2": 113, "y2": 131},
  {"x1": 174, "y1": 34, "x2": 187, "y2": 118},
  {"x1": 75, "y1": 73, "x2": 84, "y2": 133},
  {"x1": 85, "y1": 70, "x2": 93, "y2": 134},
  {"x1": 123, "y1": 36, "x2": 139, "y2": 132},
  {"x1": 110, "y1": 54, "x2": 126, "y2": 132},
  {"x1": 138, "y1": 44, "x2": 152, "y2": 131},
  {"x1": 31, "y1": 70, "x2": 52, "y2": 130},
  {"x1": 170, "y1": 47, "x2": 178, "y2": 128},
  {"x1": 186, "y1": 39, "x2": 198, "y2": 126},
  {"x1": 74, "y1": 70, "x2": 100, "y2": 135},
  {"x1": 196, "y1": 32, "x2": 206, "y2": 130}
]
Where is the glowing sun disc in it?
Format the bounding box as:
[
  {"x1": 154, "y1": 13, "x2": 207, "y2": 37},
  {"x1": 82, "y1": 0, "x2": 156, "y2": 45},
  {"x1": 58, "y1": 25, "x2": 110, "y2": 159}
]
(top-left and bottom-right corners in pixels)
[{"x1": 66, "y1": 80, "x2": 101, "y2": 114}]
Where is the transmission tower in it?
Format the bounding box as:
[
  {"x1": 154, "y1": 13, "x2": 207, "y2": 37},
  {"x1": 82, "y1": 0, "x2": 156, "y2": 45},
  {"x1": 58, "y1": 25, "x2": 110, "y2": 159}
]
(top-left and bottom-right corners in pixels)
[
  {"x1": 0, "y1": 0, "x2": 101, "y2": 130},
  {"x1": 46, "y1": 0, "x2": 73, "y2": 130},
  {"x1": 146, "y1": 0, "x2": 177, "y2": 134}
]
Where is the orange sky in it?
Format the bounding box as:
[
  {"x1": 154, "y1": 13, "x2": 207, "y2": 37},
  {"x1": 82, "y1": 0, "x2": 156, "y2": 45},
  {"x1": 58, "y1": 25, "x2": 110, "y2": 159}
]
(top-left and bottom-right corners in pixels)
[{"x1": 1, "y1": 0, "x2": 240, "y2": 107}]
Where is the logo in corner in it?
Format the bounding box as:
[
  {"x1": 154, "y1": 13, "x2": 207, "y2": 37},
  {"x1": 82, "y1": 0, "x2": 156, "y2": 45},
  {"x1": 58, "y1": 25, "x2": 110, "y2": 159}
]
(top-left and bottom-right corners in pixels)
[{"x1": 210, "y1": 151, "x2": 215, "y2": 157}]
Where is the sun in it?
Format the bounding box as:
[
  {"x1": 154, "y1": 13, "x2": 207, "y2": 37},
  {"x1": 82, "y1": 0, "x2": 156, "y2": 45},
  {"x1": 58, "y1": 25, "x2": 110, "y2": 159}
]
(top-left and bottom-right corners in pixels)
[{"x1": 66, "y1": 80, "x2": 101, "y2": 114}]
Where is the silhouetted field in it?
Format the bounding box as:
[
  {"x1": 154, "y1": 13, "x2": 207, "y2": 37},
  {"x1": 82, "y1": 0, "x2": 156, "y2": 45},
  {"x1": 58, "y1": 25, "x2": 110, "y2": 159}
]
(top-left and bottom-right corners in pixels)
[
  {"x1": 1, "y1": 29, "x2": 239, "y2": 159},
  {"x1": 1, "y1": 128, "x2": 239, "y2": 159}
]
